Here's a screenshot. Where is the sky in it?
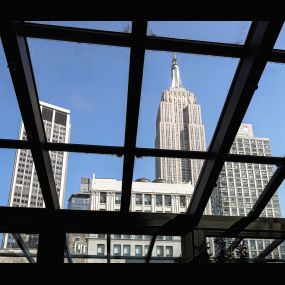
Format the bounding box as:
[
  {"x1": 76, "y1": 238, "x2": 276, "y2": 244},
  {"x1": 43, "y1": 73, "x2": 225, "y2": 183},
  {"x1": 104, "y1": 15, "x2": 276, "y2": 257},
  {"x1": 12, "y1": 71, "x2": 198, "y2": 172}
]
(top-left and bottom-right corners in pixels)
[{"x1": 1, "y1": 21, "x2": 285, "y2": 216}]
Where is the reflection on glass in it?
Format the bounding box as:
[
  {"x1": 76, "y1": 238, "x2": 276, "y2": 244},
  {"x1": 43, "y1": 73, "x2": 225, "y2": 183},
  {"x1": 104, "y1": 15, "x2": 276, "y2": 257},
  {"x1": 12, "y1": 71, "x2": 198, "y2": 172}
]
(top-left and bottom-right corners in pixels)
[{"x1": 148, "y1": 21, "x2": 251, "y2": 44}]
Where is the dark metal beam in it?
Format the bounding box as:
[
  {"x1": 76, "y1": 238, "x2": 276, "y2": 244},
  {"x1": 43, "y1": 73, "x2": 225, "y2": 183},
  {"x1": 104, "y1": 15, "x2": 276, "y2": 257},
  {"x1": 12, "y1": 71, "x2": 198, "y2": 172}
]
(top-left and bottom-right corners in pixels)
[
  {"x1": 37, "y1": 229, "x2": 66, "y2": 264},
  {"x1": 16, "y1": 21, "x2": 285, "y2": 64},
  {"x1": 44, "y1": 142, "x2": 124, "y2": 156},
  {"x1": 270, "y1": 49, "x2": 285, "y2": 63},
  {"x1": 12, "y1": 233, "x2": 35, "y2": 263},
  {"x1": 145, "y1": 235, "x2": 157, "y2": 263},
  {"x1": 64, "y1": 238, "x2": 73, "y2": 264},
  {"x1": 186, "y1": 21, "x2": 283, "y2": 228},
  {"x1": 1, "y1": 21, "x2": 59, "y2": 210},
  {"x1": 1, "y1": 208, "x2": 285, "y2": 239},
  {"x1": 120, "y1": 21, "x2": 147, "y2": 213},
  {"x1": 145, "y1": 35, "x2": 244, "y2": 58},
  {"x1": 227, "y1": 237, "x2": 243, "y2": 252},
  {"x1": 0, "y1": 139, "x2": 30, "y2": 150},
  {"x1": 1, "y1": 139, "x2": 284, "y2": 166},
  {"x1": 256, "y1": 239, "x2": 284, "y2": 261},
  {"x1": 18, "y1": 22, "x2": 132, "y2": 47},
  {"x1": 107, "y1": 234, "x2": 111, "y2": 263}
]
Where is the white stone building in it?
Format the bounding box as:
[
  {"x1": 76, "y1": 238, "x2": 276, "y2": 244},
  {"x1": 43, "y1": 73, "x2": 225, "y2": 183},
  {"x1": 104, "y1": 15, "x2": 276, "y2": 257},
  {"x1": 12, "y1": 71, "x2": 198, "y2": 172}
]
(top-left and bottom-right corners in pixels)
[{"x1": 70, "y1": 174, "x2": 213, "y2": 263}]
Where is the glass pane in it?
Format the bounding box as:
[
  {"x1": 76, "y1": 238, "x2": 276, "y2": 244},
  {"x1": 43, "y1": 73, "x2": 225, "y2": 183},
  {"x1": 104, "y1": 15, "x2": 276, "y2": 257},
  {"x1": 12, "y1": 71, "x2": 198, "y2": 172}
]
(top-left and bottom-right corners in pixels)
[
  {"x1": 137, "y1": 51, "x2": 238, "y2": 181},
  {"x1": 233, "y1": 62, "x2": 285, "y2": 216},
  {"x1": 212, "y1": 237, "x2": 285, "y2": 262},
  {"x1": 0, "y1": 40, "x2": 23, "y2": 140},
  {"x1": 28, "y1": 21, "x2": 132, "y2": 33},
  {"x1": 64, "y1": 153, "x2": 122, "y2": 211},
  {"x1": 147, "y1": 21, "x2": 251, "y2": 44},
  {"x1": 0, "y1": 232, "x2": 38, "y2": 263},
  {"x1": 0, "y1": 148, "x2": 46, "y2": 209},
  {"x1": 132, "y1": 157, "x2": 211, "y2": 214},
  {"x1": 67, "y1": 232, "x2": 108, "y2": 263},
  {"x1": 211, "y1": 161, "x2": 276, "y2": 217},
  {"x1": 274, "y1": 23, "x2": 285, "y2": 50},
  {"x1": 150, "y1": 235, "x2": 181, "y2": 263},
  {"x1": 27, "y1": 38, "x2": 129, "y2": 146}
]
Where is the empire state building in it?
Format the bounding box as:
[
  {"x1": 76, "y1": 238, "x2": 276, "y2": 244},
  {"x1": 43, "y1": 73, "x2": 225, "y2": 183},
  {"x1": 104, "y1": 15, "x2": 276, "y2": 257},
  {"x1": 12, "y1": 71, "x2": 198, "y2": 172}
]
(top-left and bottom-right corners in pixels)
[{"x1": 155, "y1": 54, "x2": 206, "y2": 186}]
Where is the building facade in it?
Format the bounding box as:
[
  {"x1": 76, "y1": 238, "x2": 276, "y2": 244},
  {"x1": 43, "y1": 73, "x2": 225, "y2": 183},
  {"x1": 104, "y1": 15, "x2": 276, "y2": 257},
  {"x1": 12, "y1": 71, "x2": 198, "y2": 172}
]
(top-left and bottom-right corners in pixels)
[
  {"x1": 211, "y1": 124, "x2": 285, "y2": 259},
  {"x1": 3, "y1": 101, "x2": 71, "y2": 248},
  {"x1": 155, "y1": 54, "x2": 206, "y2": 187},
  {"x1": 67, "y1": 174, "x2": 211, "y2": 263}
]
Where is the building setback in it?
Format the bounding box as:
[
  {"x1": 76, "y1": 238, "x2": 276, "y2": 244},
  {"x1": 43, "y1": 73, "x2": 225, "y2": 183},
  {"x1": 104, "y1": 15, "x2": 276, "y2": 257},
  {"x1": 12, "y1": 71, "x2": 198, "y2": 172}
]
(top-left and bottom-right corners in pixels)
[
  {"x1": 211, "y1": 124, "x2": 285, "y2": 259},
  {"x1": 3, "y1": 101, "x2": 71, "y2": 248},
  {"x1": 155, "y1": 53, "x2": 206, "y2": 187}
]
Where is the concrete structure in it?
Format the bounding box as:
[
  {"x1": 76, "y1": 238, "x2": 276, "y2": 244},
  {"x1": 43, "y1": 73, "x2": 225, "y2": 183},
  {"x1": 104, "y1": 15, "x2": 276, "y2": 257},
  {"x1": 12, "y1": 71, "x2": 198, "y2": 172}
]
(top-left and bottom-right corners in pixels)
[
  {"x1": 155, "y1": 53, "x2": 206, "y2": 187},
  {"x1": 211, "y1": 124, "x2": 285, "y2": 259},
  {"x1": 3, "y1": 101, "x2": 71, "y2": 248}
]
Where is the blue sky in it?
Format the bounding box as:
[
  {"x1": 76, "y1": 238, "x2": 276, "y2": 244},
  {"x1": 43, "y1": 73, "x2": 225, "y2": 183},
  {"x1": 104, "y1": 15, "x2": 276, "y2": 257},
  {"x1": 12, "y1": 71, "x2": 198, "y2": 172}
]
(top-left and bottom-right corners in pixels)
[{"x1": 1, "y1": 21, "x2": 285, "y2": 216}]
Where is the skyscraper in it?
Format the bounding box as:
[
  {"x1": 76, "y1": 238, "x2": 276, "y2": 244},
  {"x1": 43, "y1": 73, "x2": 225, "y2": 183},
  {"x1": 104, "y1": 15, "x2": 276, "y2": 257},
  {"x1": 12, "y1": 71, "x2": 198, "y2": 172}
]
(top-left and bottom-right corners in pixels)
[
  {"x1": 155, "y1": 54, "x2": 206, "y2": 186},
  {"x1": 3, "y1": 101, "x2": 71, "y2": 248},
  {"x1": 211, "y1": 124, "x2": 285, "y2": 259}
]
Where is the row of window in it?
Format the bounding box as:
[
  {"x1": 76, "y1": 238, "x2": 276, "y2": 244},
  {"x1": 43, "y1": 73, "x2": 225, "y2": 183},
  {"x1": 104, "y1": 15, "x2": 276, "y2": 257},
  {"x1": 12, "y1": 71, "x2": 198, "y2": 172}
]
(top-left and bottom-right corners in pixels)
[
  {"x1": 99, "y1": 192, "x2": 187, "y2": 207},
  {"x1": 95, "y1": 234, "x2": 173, "y2": 241},
  {"x1": 97, "y1": 244, "x2": 173, "y2": 257}
]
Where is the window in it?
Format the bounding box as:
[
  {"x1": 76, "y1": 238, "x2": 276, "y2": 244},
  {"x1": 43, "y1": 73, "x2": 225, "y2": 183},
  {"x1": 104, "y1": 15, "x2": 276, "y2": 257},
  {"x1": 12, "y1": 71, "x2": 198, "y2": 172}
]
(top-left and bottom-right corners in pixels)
[
  {"x1": 156, "y1": 246, "x2": 164, "y2": 257},
  {"x1": 156, "y1": 194, "x2": 162, "y2": 206},
  {"x1": 100, "y1": 192, "x2": 107, "y2": 203},
  {"x1": 166, "y1": 246, "x2": 173, "y2": 257},
  {"x1": 144, "y1": 245, "x2": 149, "y2": 255},
  {"x1": 135, "y1": 245, "x2": 142, "y2": 256},
  {"x1": 164, "y1": 195, "x2": 172, "y2": 207},
  {"x1": 97, "y1": 244, "x2": 105, "y2": 256},
  {"x1": 123, "y1": 245, "x2": 131, "y2": 256},
  {"x1": 144, "y1": 194, "x2": 152, "y2": 206},
  {"x1": 115, "y1": 193, "x2": 121, "y2": 205},
  {"x1": 113, "y1": 244, "x2": 121, "y2": 256},
  {"x1": 135, "y1": 194, "x2": 142, "y2": 205},
  {"x1": 180, "y1": 195, "x2": 186, "y2": 207}
]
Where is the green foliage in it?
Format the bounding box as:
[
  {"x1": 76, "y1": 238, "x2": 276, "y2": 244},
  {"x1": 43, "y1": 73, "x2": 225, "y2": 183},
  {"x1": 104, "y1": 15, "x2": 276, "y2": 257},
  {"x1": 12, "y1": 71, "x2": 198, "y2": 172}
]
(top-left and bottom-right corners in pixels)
[
  {"x1": 213, "y1": 238, "x2": 235, "y2": 263},
  {"x1": 235, "y1": 241, "x2": 249, "y2": 263},
  {"x1": 194, "y1": 240, "x2": 212, "y2": 263}
]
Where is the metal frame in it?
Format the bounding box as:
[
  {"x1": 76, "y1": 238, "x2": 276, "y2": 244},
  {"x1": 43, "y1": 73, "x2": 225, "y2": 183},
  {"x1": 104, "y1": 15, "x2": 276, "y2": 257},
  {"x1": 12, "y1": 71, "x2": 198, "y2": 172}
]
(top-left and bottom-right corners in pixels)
[{"x1": 0, "y1": 20, "x2": 285, "y2": 263}]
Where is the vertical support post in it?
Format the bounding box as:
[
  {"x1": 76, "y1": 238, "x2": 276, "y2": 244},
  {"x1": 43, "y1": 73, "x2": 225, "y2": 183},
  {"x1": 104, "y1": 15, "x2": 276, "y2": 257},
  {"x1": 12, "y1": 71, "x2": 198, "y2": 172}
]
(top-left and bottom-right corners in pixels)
[
  {"x1": 37, "y1": 229, "x2": 66, "y2": 264},
  {"x1": 107, "y1": 234, "x2": 111, "y2": 264},
  {"x1": 181, "y1": 230, "x2": 206, "y2": 263}
]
